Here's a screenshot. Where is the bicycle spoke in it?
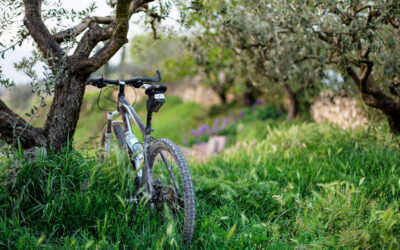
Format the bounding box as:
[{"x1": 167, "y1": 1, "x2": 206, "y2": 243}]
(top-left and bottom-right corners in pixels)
[
  {"x1": 160, "y1": 151, "x2": 181, "y2": 197},
  {"x1": 148, "y1": 139, "x2": 195, "y2": 243}
]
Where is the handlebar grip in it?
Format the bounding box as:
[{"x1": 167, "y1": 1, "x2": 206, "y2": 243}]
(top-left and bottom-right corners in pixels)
[{"x1": 86, "y1": 78, "x2": 106, "y2": 88}]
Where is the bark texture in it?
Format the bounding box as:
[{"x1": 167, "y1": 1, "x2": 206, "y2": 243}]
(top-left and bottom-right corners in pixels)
[{"x1": 44, "y1": 74, "x2": 90, "y2": 152}]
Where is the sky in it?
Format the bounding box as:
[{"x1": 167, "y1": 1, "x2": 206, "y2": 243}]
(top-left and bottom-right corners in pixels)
[{"x1": 0, "y1": 0, "x2": 178, "y2": 84}]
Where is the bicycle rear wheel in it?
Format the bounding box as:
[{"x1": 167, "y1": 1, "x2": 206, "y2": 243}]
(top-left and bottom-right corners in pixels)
[{"x1": 147, "y1": 138, "x2": 196, "y2": 243}]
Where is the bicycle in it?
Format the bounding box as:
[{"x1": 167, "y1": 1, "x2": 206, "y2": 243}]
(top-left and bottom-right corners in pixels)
[{"x1": 86, "y1": 70, "x2": 195, "y2": 243}]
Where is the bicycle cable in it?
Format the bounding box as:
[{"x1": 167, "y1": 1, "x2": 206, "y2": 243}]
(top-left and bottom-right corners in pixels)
[
  {"x1": 95, "y1": 85, "x2": 138, "y2": 112},
  {"x1": 131, "y1": 86, "x2": 138, "y2": 107},
  {"x1": 96, "y1": 86, "x2": 117, "y2": 112}
]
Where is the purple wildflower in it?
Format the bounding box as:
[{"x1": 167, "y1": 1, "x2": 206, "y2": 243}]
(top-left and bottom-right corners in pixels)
[
  {"x1": 182, "y1": 139, "x2": 188, "y2": 146},
  {"x1": 213, "y1": 118, "x2": 220, "y2": 128},
  {"x1": 183, "y1": 134, "x2": 188, "y2": 138},
  {"x1": 239, "y1": 110, "x2": 245, "y2": 119},
  {"x1": 198, "y1": 124, "x2": 210, "y2": 136},
  {"x1": 255, "y1": 98, "x2": 264, "y2": 106},
  {"x1": 222, "y1": 118, "x2": 230, "y2": 125},
  {"x1": 229, "y1": 109, "x2": 235, "y2": 118},
  {"x1": 190, "y1": 129, "x2": 198, "y2": 138},
  {"x1": 209, "y1": 128, "x2": 217, "y2": 135}
]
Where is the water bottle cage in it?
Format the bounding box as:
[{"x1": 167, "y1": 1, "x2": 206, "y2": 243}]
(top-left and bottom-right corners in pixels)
[{"x1": 147, "y1": 91, "x2": 165, "y2": 112}]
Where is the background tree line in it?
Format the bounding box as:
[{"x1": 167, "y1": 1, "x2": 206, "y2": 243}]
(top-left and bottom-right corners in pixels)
[
  {"x1": 0, "y1": 0, "x2": 399, "y2": 152},
  {"x1": 174, "y1": 0, "x2": 400, "y2": 130}
]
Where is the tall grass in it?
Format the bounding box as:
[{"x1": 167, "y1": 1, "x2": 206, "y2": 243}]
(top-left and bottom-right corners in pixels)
[
  {"x1": 1, "y1": 122, "x2": 399, "y2": 248},
  {"x1": 192, "y1": 123, "x2": 400, "y2": 248}
]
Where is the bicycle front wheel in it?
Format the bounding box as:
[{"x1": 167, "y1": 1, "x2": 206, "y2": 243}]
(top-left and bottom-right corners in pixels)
[
  {"x1": 147, "y1": 138, "x2": 196, "y2": 243},
  {"x1": 99, "y1": 120, "x2": 126, "y2": 161}
]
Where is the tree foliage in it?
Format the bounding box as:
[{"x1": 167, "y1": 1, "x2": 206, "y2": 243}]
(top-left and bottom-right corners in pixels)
[
  {"x1": 269, "y1": 0, "x2": 400, "y2": 132},
  {"x1": 184, "y1": 0, "x2": 325, "y2": 118},
  {"x1": 184, "y1": 0, "x2": 400, "y2": 127}
]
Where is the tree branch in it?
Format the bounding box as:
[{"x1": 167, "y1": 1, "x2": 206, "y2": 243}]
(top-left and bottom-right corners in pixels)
[
  {"x1": 313, "y1": 30, "x2": 331, "y2": 43},
  {"x1": 347, "y1": 66, "x2": 400, "y2": 111},
  {"x1": 53, "y1": 16, "x2": 114, "y2": 43},
  {"x1": 53, "y1": 0, "x2": 148, "y2": 45},
  {"x1": 73, "y1": 0, "x2": 153, "y2": 73},
  {"x1": 354, "y1": 4, "x2": 372, "y2": 15},
  {"x1": 149, "y1": 11, "x2": 162, "y2": 40},
  {"x1": 294, "y1": 55, "x2": 320, "y2": 64},
  {"x1": 389, "y1": 18, "x2": 400, "y2": 29},
  {"x1": 364, "y1": 6, "x2": 377, "y2": 28},
  {"x1": 72, "y1": 22, "x2": 114, "y2": 58},
  {"x1": 0, "y1": 99, "x2": 47, "y2": 149},
  {"x1": 23, "y1": 0, "x2": 63, "y2": 59},
  {"x1": 390, "y1": 80, "x2": 400, "y2": 98}
]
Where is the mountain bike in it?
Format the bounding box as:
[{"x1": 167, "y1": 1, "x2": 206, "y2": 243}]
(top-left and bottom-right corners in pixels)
[{"x1": 86, "y1": 71, "x2": 195, "y2": 243}]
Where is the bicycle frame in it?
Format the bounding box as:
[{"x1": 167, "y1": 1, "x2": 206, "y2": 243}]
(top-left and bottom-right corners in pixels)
[{"x1": 104, "y1": 81, "x2": 155, "y2": 193}]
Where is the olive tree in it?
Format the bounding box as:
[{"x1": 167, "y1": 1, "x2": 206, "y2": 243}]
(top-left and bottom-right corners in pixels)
[
  {"x1": 190, "y1": 43, "x2": 236, "y2": 104},
  {"x1": 186, "y1": 0, "x2": 323, "y2": 119},
  {"x1": 0, "y1": 0, "x2": 156, "y2": 151},
  {"x1": 267, "y1": 0, "x2": 400, "y2": 132},
  {"x1": 224, "y1": 3, "x2": 324, "y2": 119}
]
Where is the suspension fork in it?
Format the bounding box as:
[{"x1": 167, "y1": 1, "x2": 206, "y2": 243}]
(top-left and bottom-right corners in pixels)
[{"x1": 105, "y1": 110, "x2": 119, "y2": 156}]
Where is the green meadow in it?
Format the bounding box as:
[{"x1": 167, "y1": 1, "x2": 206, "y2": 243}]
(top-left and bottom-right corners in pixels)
[{"x1": 1, "y1": 102, "x2": 399, "y2": 248}]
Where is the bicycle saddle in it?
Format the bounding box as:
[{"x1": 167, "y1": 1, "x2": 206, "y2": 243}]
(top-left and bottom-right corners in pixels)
[{"x1": 145, "y1": 84, "x2": 167, "y2": 96}]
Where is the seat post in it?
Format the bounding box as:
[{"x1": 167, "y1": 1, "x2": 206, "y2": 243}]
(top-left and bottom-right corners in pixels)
[{"x1": 145, "y1": 111, "x2": 153, "y2": 136}]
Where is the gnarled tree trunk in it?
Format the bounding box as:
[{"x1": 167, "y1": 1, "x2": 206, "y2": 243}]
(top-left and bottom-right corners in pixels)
[{"x1": 347, "y1": 66, "x2": 400, "y2": 135}]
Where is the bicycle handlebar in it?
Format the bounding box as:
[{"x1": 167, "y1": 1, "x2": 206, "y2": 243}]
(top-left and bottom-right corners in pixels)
[{"x1": 86, "y1": 70, "x2": 162, "y2": 88}]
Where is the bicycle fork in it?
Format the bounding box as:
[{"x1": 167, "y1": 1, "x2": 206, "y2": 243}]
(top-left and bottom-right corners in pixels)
[{"x1": 104, "y1": 111, "x2": 120, "y2": 157}]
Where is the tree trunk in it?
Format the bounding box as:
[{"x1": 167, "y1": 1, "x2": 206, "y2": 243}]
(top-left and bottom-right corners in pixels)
[
  {"x1": 211, "y1": 83, "x2": 228, "y2": 104},
  {"x1": 387, "y1": 112, "x2": 400, "y2": 135},
  {"x1": 287, "y1": 92, "x2": 299, "y2": 120},
  {"x1": 43, "y1": 73, "x2": 90, "y2": 152},
  {"x1": 243, "y1": 80, "x2": 260, "y2": 105},
  {"x1": 218, "y1": 91, "x2": 227, "y2": 104},
  {"x1": 347, "y1": 67, "x2": 400, "y2": 135},
  {"x1": 283, "y1": 83, "x2": 299, "y2": 120},
  {"x1": 0, "y1": 72, "x2": 106, "y2": 152}
]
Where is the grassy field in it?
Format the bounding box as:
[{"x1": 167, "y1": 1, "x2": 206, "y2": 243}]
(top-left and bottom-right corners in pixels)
[
  {"x1": 1, "y1": 120, "x2": 399, "y2": 249},
  {"x1": 68, "y1": 91, "x2": 275, "y2": 150}
]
